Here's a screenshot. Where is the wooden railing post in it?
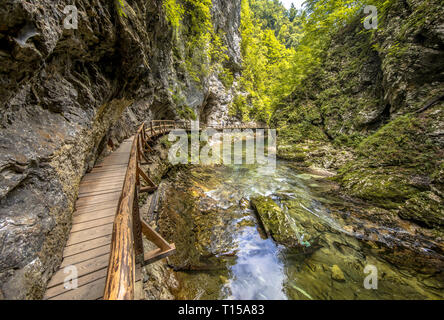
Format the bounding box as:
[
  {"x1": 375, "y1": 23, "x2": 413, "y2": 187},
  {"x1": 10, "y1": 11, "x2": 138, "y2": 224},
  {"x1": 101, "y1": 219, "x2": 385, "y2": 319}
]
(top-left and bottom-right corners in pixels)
[{"x1": 141, "y1": 123, "x2": 146, "y2": 146}]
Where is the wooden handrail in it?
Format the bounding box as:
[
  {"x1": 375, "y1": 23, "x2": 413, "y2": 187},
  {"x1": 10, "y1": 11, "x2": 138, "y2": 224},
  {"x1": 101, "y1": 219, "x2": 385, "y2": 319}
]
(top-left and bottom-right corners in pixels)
[
  {"x1": 104, "y1": 121, "x2": 177, "y2": 300},
  {"x1": 103, "y1": 120, "x2": 270, "y2": 300}
]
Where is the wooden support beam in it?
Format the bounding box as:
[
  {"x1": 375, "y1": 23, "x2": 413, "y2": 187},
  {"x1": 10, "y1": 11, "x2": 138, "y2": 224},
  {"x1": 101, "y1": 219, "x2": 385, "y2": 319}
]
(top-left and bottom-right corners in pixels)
[
  {"x1": 143, "y1": 245, "x2": 176, "y2": 266},
  {"x1": 137, "y1": 167, "x2": 156, "y2": 188},
  {"x1": 140, "y1": 186, "x2": 157, "y2": 193},
  {"x1": 141, "y1": 220, "x2": 172, "y2": 251},
  {"x1": 144, "y1": 141, "x2": 154, "y2": 153}
]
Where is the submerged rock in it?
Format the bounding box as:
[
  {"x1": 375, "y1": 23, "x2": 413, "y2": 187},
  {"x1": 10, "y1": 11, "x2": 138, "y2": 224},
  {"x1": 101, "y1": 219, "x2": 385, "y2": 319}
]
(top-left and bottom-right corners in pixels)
[
  {"x1": 331, "y1": 265, "x2": 345, "y2": 282},
  {"x1": 251, "y1": 196, "x2": 305, "y2": 249}
]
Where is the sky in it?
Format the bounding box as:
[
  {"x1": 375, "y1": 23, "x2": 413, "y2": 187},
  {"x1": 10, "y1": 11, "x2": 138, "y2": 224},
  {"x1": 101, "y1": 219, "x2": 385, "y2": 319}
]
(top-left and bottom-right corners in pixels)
[{"x1": 280, "y1": 0, "x2": 305, "y2": 10}]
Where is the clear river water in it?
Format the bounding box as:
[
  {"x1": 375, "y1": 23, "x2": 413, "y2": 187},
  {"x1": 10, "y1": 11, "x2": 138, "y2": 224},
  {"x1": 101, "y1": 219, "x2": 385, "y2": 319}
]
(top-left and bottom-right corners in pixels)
[{"x1": 164, "y1": 139, "x2": 444, "y2": 300}]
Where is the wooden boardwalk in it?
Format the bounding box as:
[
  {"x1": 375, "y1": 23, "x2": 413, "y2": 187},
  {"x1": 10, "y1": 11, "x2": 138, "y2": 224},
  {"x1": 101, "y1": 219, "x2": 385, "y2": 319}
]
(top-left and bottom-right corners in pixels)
[
  {"x1": 44, "y1": 138, "x2": 139, "y2": 300},
  {"x1": 43, "y1": 120, "x2": 268, "y2": 300}
]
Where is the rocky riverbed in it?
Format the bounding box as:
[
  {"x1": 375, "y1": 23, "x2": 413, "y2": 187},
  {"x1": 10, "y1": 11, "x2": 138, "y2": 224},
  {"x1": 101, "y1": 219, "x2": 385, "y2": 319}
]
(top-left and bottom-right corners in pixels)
[{"x1": 139, "y1": 148, "x2": 444, "y2": 300}]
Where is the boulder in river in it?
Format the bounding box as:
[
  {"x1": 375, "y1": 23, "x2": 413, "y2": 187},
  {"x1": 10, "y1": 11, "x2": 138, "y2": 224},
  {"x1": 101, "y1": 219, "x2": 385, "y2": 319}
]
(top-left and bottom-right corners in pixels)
[
  {"x1": 251, "y1": 195, "x2": 315, "y2": 250},
  {"x1": 331, "y1": 265, "x2": 346, "y2": 282}
]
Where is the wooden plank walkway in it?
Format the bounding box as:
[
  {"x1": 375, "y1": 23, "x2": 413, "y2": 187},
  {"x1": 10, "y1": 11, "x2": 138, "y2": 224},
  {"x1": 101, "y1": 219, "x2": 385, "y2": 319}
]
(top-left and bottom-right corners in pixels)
[
  {"x1": 44, "y1": 138, "x2": 142, "y2": 300},
  {"x1": 43, "y1": 121, "x2": 268, "y2": 300}
]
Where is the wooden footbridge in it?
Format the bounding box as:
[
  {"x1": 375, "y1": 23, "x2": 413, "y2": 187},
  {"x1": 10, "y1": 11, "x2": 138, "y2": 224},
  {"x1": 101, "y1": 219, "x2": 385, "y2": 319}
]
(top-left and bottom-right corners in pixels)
[{"x1": 44, "y1": 120, "x2": 268, "y2": 300}]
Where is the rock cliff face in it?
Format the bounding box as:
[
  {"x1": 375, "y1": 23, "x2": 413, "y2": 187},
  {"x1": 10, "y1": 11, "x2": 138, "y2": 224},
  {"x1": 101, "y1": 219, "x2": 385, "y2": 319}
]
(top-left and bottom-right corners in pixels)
[
  {"x1": 272, "y1": 0, "x2": 444, "y2": 230},
  {"x1": 0, "y1": 0, "x2": 241, "y2": 299}
]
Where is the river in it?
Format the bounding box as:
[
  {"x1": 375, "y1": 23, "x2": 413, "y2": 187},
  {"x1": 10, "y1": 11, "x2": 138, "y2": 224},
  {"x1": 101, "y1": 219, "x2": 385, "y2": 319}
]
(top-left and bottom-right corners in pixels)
[{"x1": 156, "y1": 138, "x2": 444, "y2": 300}]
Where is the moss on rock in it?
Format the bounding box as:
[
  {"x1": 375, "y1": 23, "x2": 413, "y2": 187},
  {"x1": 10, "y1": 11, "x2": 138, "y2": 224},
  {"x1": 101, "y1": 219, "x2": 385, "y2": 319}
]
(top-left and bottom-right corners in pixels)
[
  {"x1": 251, "y1": 196, "x2": 301, "y2": 247},
  {"x1": 337, "y1": 167, "x2": 421, "y2": 209},
  {"x1": 398, "y1": 192, "x2": 444, "y2": 229}
]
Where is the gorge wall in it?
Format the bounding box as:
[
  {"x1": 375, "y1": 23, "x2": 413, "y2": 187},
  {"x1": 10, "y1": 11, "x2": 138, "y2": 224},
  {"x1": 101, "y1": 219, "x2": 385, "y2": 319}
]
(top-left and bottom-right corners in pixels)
[
  {"x1": 272, "y1": 0, "x2": 444, "y2": 231},
  {"x1": 0, "y1": 0, "x2": 241, "y2": 299}
]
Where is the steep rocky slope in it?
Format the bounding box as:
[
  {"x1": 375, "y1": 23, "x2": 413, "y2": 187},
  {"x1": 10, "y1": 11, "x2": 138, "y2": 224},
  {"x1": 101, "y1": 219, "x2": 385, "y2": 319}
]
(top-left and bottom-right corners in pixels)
[
  {"x1": 0, "y1": 0, "x2": 241, "y2": 299},
  {"x1": 272, "y1": 0, "x2": 444, "y2": 231}
]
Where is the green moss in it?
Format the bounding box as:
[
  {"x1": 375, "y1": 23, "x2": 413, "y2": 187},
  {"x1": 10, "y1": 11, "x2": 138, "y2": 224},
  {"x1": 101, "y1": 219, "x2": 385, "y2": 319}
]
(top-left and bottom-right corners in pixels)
[
  {"x1": 164, "y1": 0, "x2": 230, "y2": 86},
  {"x1": 277, "y1": 144, "x2": 307, "y2": 162},
  {"x1": 432, "y1": 162, "x2": 444, "y2": 185},
  {"x1": 335, "y1": 111, "x2": 441, "y2": 210},
  {"x1": 356, "y1": 114, "x2": 437, "y2": 172},
  {"x1": 278, "y1": 122, "x2": 328, "y2": 145},
  {"x1": 115, "y1": 0, "x2": 127, "y2": 17},
  {"x1": 398, "y1": 192, "x2": 444, "y2": 228},
  {"x1": 163, "y1": 0, "x2": 184, "y2": 29},
  {"x1": 229, "y1": 95, "x2": 250, "y2": 121},
  {"x1": 219, "y1": 67, "x2": 234, "y2": 89},
  {"x1": 159, "y1": 135, "x2": 173, "y2": 149},
  {"x1": 177, "y1": 105, "x2": 197, "y2": 120},
  {"x1": 251, "y1": 196, "x2": 301, "y2": 247},
  {"x1": 170, "y1": 87, "x2": 197, "y2": 120},
  {"x1": 338, "y1": 168, "x2": 420, "y2": 209},
  {"x1": 333, "y1": 133, "x2": 364, "y2": 147}
]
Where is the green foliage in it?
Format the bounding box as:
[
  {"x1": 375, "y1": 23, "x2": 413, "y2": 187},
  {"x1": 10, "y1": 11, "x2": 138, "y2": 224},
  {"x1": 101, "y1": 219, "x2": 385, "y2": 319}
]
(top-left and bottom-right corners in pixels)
[
  {"x1": 164, "y1": 0, "x2": 230, "y2": 85},
  {"x1": 219, "y1": 67, "x2": 234, "y2": 88},
  {"x1": 237, "y1": 0, "x2": 296, "y2": 122},
  {"x1": 163, "y1": 0, "x2": 184, "y2": 29},
  {"x1": 160, "y1": 135, "x2": 174, "y2": 148},
  {"x1": 236, "y1": 0, "x2": 365, "y2": 123},
  {"x1": 115, "y1": 0, "x2": 127, "y2": 17},
  {"x1": 170, "y1": 87, "x2": 197, "y2": 120},
  {"x1": 250, "y1": 0, "x2": 304, "y2": 48},
  {"x1": 230, "y1": 94, "x2": 250, "y2": 121},
  {"x1": 178, "y1": 105, "x2": 197, "y2": 120}
]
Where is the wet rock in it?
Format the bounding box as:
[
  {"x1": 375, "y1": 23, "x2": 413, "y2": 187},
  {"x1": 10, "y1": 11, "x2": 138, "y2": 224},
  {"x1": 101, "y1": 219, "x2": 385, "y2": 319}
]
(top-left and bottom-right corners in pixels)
[
  {"x1": 219, "y1": 275, "x2": 229, "y2": 284},
  {"x1": 142, "y1": 239, "x2": 178, "y2": 300},
  {"x1": 331, "y1": 265, "x2": 345, "y2": 282},
  {"x1": 251, "y1": 196, "x2": 301, "y2": 248},
  {"x1": 0, "y1": 0, "x2": 243, "y2": 299},
  {"x1": 398, "y1": 191, "x2": 444, "y2": 228}
]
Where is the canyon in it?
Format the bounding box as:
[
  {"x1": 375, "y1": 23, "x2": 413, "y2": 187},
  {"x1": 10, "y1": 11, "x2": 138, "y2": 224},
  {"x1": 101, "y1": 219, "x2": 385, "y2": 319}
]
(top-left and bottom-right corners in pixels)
[{"x1": 0, "y1": 0, "x2": 443, "y2": 300}]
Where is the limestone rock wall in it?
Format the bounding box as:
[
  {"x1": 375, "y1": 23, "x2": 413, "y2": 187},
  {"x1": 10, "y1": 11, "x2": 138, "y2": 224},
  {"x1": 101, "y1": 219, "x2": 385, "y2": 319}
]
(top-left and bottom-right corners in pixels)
[
  {"x1": 271, "y1": 0, "x2": 444, "y2": 229},
  {"x1": 0, "y1": 0, "x2": 241, "y2": 299}
]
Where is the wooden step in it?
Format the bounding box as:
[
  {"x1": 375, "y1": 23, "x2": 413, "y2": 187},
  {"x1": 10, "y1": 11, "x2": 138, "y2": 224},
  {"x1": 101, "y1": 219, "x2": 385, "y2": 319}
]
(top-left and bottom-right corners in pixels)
[
  {"x1": 66, "y1": 224, "x2": 113, "y2": 246},
  {"x1": 47, "y1": 254, "x2": 110, "y2": 288},
  {"x1": 71, "y1": 216, "x2": 115, "y2": 233},
  {"x1": 63, "y1": 235, "x2": 112, "y2": 258},
  {"x1": 47, "y1": 275, "x2": 107, "y2": 300},
  {"x1": 73, "y1": 207, "x2": 116, "y2": 222},
  {"x1": 61, "y1": 245, "x2": 111, "y2": 268}
]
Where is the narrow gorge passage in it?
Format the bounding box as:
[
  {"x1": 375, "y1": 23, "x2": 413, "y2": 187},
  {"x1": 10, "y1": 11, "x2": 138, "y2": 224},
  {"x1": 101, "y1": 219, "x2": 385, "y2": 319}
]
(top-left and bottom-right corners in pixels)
[{"x1": 0, "y1": 0, "x2": 443, "y2": 304}]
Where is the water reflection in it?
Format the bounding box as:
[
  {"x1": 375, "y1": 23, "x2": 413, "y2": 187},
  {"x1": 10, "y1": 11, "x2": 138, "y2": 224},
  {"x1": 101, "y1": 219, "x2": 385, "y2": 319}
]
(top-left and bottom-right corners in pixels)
[{"x1": 227, "y1": 227, "x2": 287, "y2": 300}]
